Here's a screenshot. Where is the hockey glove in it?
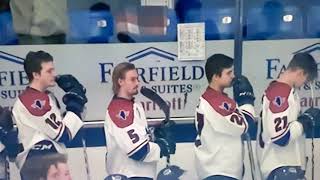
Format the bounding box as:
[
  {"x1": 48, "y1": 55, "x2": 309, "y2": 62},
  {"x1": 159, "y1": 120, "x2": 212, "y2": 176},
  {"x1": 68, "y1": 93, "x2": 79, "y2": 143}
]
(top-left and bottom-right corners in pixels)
[
  {"x1": 298, "y1": 107, "x2": 320, "y2": 132},
  {"x1": 4, "y1": 130, "x2": 22, "y2": 160},
  {"x1": 155, "y1": 137, "x2": 176, "y2": 158},
  {"x1": 154, "y1": 120, "x2": 176, "y2": 140},
  {"x1": 0, "y1": 108, "x2": 22, "y2": 159},
  {"x1": 63, "y1": 87, "x2": 88, "y2": 118},
  {"x1": 233, "y1": 75, "x2": 255, "y2": 106},
  {"x1": 0, "y1": 107, "x2": 13, "y2": 132},
  {"x1": 55, "y1": 74, "x2": 86, "y2": 93}
]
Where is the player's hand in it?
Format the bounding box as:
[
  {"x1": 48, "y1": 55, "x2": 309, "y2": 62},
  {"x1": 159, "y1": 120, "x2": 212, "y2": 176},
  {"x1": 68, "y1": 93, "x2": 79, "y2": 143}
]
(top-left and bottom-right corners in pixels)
[
  {"x1": 155, "y1": 137, "x2": 176, "y2": 158},
  {"x1": 4, "y1": 130, "x2": 22, "y2": 160},
  {"x1": 233, "y1": 75, "x2": 255, "y2": 106},
  {"x1": 298, "y1": 107, "x2": 320, "y2": 131},
  {"x1": 0, "y1": 107, "x2": 13, "y2": 132},
  {"x1": 63, "y1": 87, "x2": 88, "y2": 118},
  {"x1": 55, "y1": 74, "x2": 86, "y2": 93},
  {"x1": 160, "y1": 120, "x2": 175, "y2": 130},
  {"x1": 154, "y1": 120, "x2": 176, "y2": 140},
  {"x1": 0, "y1": 107, "x2": 22, "y2": 159}
]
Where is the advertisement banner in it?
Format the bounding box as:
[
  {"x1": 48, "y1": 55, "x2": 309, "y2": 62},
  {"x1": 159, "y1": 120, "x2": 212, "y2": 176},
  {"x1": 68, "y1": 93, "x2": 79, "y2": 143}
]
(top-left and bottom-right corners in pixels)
[
  {"x1": 1, "y1": 39, "x2": 319, "y2": 121},
  {"x1": 0, "y1": 41, "x2": 234, "y2": 121}
]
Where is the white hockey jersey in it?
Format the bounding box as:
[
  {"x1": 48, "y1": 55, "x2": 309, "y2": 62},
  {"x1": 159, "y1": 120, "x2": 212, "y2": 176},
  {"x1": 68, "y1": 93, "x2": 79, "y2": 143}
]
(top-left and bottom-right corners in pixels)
[
  {"x1": 12, "y1": 87, "x2": 83, "y2": 169},
  {"x1": 104, "y1": 96, "x2": 161, "y2": 178},
  {"x1": 194, "y1": 87, "x2": 255, "y2": 180},
  {"x1": 257, "y1": 81, "x2": 305, "y2": 179}
]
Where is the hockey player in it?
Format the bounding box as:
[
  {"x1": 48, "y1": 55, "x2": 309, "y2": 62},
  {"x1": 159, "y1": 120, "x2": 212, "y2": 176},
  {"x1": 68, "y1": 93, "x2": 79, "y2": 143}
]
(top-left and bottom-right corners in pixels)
[
  {"x1": 104, "y1": 62, "x2": 176, "y2": 180},
  {"x1": 194, "y1": 54, "x2": 256, "y2": 180},
  {"x1": 21, "y1": 153, "x2": 71, "y2": 180},
  {"x1": 257, "y1": 53, "x2": 319, "y2": 180},
  {"x1": 12, "y1": 51, "x2": 87, "y2": 179}
]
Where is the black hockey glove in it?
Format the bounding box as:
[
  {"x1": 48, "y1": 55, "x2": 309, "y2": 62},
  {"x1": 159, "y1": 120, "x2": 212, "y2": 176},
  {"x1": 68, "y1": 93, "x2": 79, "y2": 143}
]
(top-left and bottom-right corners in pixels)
[
  {"x1": 63, "y1": 87, "x2": 88, "y2": 118},
  {"x1": 0, "y1": 107, "x2": 22, "y2": 159},
  {"x1": 298, "y1": 107, "x2": 320, "y2": 132},
  {"x1": 154, "y1": 120, "x2": 176, "y2": 140},
  {"x1": 4, "y1": 130, "x2": 23, "y2": 160},
  {"x1": 0, "y1": 107, "x2": 13, "y2": 133},
  {"x1": 233, "y1": 75, "x2": 255, "y2": 106},
  {"x1": 154, "y1": 137, "x2": 176, "y2": 158},
  {"x1": 55, "y1": 74, "x2": 86, "y2": 93}
]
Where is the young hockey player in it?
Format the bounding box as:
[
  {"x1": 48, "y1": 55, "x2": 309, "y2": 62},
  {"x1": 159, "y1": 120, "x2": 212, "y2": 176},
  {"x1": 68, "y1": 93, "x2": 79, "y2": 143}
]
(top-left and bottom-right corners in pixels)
[
  {"x1": 12, "y1": 50, "x2": 87, "y2": 179},
  {"x1": 194, "y1": 54, "x2": 256, "y2": 180},
  {"x1": 257, "y1": 52, "x2": 319, "y2": 180},
  {"x1": 104, "y1": 62, "x2": 176, "y2": 179}
]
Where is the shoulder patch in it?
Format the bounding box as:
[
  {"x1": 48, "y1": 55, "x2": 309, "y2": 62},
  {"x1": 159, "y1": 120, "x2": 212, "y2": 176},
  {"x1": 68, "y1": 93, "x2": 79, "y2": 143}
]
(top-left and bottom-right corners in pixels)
[
  {"x1": 265, "y1": 81, "x2": 292, "y2": 113},
  {"x1": 108, "y1": 98, "x2": 134, "y2": 128},
  {"x1": 18, "y1": 87, "x2": 51, "y2": 116},
  {"x1": 202, "y1": 87, "x2": 236, "y2": 116}
]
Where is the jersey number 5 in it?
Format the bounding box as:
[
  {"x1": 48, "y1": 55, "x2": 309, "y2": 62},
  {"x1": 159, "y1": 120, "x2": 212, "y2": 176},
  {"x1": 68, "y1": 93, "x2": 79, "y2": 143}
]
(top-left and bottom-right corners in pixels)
[
  {"x1": 274, "y1": 116, "x2": 288, "y2": 132},
  {"x1": 127, "y1": 129, "x2": 139, "y2": 144}
]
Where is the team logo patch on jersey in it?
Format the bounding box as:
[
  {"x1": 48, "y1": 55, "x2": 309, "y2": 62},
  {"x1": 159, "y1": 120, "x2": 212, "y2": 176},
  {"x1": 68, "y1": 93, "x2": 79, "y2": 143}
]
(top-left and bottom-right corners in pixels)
[
  {"x1": 219, "y1": 102, "x2": 231, "y2": 111},
  {"x1": 117, "y1": 110, "x2": 130, "y2": 121},
  {"x1": 31, "y1": 99, "x2": 46, "y2": 110},
  {"x1": 273, "y1": 96, "x2": 285, "y2": 107}
]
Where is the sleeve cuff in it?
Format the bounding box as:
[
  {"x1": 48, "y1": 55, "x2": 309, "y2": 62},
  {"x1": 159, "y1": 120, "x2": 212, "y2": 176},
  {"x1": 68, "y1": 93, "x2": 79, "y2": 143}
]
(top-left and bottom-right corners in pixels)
[
  {"x1": 63, "y1": 111, "x2": 84, "y2": 139},
  {"x1": 289, "y1": 121, "x2": 304, "y2": 140},
  {"x1": 239, "y1": 104, "x2": 256, "y2": 117}
]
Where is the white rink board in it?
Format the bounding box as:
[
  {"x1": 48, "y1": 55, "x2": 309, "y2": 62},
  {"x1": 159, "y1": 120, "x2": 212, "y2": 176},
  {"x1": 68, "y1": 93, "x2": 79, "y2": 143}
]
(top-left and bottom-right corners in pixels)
[{"x1": 6, "y1": 139, "x2": 320, "y2": 180}]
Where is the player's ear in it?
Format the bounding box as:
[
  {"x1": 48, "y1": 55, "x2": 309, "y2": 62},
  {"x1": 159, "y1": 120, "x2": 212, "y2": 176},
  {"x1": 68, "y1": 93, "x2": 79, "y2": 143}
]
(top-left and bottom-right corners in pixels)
[
  {"x1": 212, "y1": 74, "x2": 219, "y2": 83},
  {"x1": 296, "y1": 69, "x2": 305, "y2": 78},
  {"x1": 118, "y1": 78, "x2": 124, "y2": 86},
  {"x1": 32, "y1": 72, "x2": 41, "y2": 80}
]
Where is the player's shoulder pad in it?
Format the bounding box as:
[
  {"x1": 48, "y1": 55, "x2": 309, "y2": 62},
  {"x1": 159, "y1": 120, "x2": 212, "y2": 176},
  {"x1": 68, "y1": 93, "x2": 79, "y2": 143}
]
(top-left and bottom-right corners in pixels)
[
  {"x1": 202, "y1": 87, "x2": 236, "y2": 116},
  {"x1": 265, "y1": 81, "x2": 291, "y2": 113},
  {"x1": 108, "y1": 97, "x2": 134, "y2": 128},
  {"x1": 18, "y1": 87, "x2": 52, "y2": 116}
]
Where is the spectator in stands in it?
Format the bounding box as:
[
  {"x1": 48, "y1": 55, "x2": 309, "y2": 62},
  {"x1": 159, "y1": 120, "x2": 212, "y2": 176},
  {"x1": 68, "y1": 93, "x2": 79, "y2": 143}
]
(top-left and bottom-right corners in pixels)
[
  {"x1": 115, "y1": 5, "x2": 138, "y2": 43},
  {"x1": 116, "y1": 5, "x2": 171, "y2": 43},
  {"x1": 9, "y1": 0, "x2": 68, "y2": 44}
]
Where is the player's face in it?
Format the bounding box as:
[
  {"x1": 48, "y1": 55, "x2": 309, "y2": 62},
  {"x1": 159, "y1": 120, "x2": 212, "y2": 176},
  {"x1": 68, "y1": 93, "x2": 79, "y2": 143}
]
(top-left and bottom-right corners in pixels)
[
  {"x1": 46, "y1": 164, "x2": 59, "y2": 180},
  {"x1": 119, "y1": 69, "x2": 140, "y2": 97},
  {"x1": 46, "y1": 163, "x2": 72, "y2": 180},
  {"x1": 34, "y1": 61, "x2": 56, "y2": 89},
  {"x1": 56, "y1": 163, "x2": 72, "y2": 180},
  {"x1": 218, "y1": 66, "x2": 235, "y2": 88},
  {"x1": 294, "y1": 70, "x2": 308, "y2": 88}
]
